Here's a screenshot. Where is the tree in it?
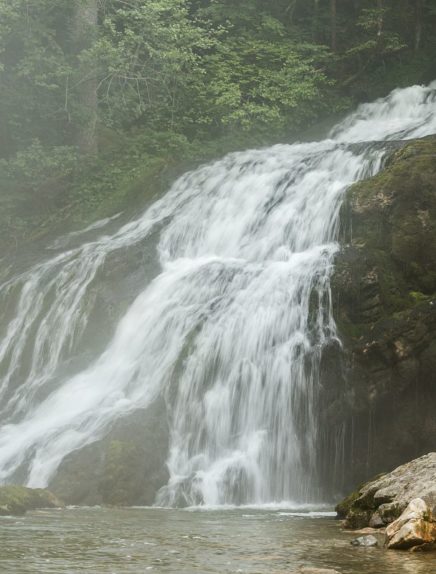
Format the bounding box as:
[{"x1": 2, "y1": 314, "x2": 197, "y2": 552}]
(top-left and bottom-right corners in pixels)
[
  {"x1": 331, "y1": 0, "x2": 337, "y2": 52},
  {"x1": 71, "y1": 0, "x2": 99, "y2": 155},
  {"x1": 0, "y1": 0, "x2": 72, "y2": 156},
  {"x1": 414, "y1": 0, "x2": 423, "y2": 52}
]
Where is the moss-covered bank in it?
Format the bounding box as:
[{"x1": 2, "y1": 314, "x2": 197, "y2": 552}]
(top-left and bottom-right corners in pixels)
[{"x1": 0, "y1": 486, "x2": 63, "y2": 516}]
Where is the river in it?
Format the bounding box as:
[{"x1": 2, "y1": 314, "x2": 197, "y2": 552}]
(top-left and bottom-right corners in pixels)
[{"x1": 2, "y1": 507, "x2": 436, "y2": 573}]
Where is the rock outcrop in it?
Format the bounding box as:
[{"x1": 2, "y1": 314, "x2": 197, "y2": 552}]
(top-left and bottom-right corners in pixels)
[
  {"x1": 0, "y1": 486, "x2": 63, "y2": 516},
  {"x1": 320, "y1": 136, "x2": 436, "y2": 492},
  {"x1": 386, "y1": 498, "x2": 436, "y2": 550},
  {"x1": 336, "y1": 452, "x2": 436, "y2": 550}
]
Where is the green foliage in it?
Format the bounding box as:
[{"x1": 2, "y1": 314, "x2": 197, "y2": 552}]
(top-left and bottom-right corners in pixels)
[
  {"x1": 0, "y1": 0, "x2": 73, "y2": 153},
  {"x1": 0, "y1": 0, "x2": 435, "y2": 250},
  {"x1": 0, "y1": 141, "x2": 78, "y2": 190},
  {"x1": 0, "y1": 485, "x2": 62, "y2": 515},
  {"x1": 91, "y1": 0, "x2": 214, "y2": 130},
  {"x1": 1, "y1": 0, "x2": 435, "y2": 158},
  {"x1": 194, "y1": 37, "x2": 331, "y2": 131}
]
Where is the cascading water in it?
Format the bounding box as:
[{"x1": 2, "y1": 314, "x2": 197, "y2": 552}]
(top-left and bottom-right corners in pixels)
[{"x1": 0, "y1": 83, "x2": 435, "y2": 506}]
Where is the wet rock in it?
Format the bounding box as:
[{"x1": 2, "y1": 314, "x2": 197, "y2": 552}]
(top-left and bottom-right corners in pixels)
[
  {"x1": 350, "y1": 534, "x2": 378, "y2": 547},
  {"x1": 368, "y1": 512, "x2": 384, "y2": 528},
  {"x1": 320, "y1": 137, "x2": 436, "y2": 493},
  {"x1": 352, "y1": 526, "x2": 384, "y2": 535},
  {"x1": 49, "y1": 398, "x2": 169, "y2": 506},
  {"x1": 336, "y1": 453, "x2": 436, "y2": 537},
  {"x1": 386, "y1": 498, "x2": 436, "y2": 550},
  {"x1": 410, "y1": 542, "x2": 436, "y2": 552},
  {"x1": 0, "y1": 486, "x2": 63, "y2": 516}
]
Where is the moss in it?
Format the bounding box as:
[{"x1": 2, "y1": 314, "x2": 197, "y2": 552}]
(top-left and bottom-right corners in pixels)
[
  {"x1": 336, "y1": 486, "x2": 376, "y2": 529},
  {"x1": 335, "y1": 136, "x2": 436, "y2": 338},
  {"x1": 336, "y1": 320, "x2": 365, "y2": 339},
  {"x1": 0, "y1": 486, "x2": 63, "y2": 516},
  {"x1": 409, "y1": 291, "x2": 429, "y2": 304},
  {"x1": 336, "y1": 473, "x2": 390, "y2": 529},
  {"x1": 99, "y1": 440, "x2": 144, "y2": 506},
  {"x1": 335, "y1": 488, "x2": 361, "y2": 518}
]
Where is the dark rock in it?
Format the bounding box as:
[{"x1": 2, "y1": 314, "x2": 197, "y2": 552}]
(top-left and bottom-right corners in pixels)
[
  {"x1": 320, "y1": 136, "x2": 436, "y2": 493},
  {"x1": 350, "y1": 534, "x2": 378, "y2": 547},
  {"x1": 49, "y1": 397, "x2": 169, "y2": 506},
  {"x1": 369, "y1": 512, "x2": 384, "y2": 528}
]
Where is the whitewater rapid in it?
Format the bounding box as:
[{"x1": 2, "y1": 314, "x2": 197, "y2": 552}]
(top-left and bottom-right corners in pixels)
[{"x1": 0, "y1": 82, "x2": 435, "y2": 505}]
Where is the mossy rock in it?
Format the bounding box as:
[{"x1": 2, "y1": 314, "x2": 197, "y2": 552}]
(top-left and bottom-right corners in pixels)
[
  {"x1": 99, "y1": 440, "x2": 145, "y2": 506},
  {"x1": 335, "y1": 488, "x2": 361, "y2": 518},
  {"x1": 323, "y1": 136, "x2": 436, "y2": 494},
  {"x1": 0, "y1": 486, "x2": 63, "y2": 516}
]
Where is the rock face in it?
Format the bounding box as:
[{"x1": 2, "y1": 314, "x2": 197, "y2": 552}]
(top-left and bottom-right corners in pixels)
[
  {"x1": 0, "y1": 486, "x2": 63, "y2": 516},
  {"x1": 320, "y1": 136, "x2": 436, "y2": 492},
  {"x1": 49, "y1": 398, "x2": 169, "y2": 506},
  {"x1": 386, "y1": 498, "x2": 436, "y2": 550},
  {"x1": 336, "y1": 452, "x2": 436, "y2": 550}
]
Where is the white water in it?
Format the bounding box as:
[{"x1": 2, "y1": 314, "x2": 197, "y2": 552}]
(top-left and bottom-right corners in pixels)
[{"x1": 0, "y1": 83, "x2": 436, "y2": 505}]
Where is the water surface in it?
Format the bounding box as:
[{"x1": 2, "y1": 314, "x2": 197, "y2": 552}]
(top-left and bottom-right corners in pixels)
[{"x1": 2, "y1": 507, "x2": 436, "y2": 573}]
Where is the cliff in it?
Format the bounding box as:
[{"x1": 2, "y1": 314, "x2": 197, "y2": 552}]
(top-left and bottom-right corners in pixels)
[{"x1": 322, "y1": 136, "x2": 436, "y2": 492}]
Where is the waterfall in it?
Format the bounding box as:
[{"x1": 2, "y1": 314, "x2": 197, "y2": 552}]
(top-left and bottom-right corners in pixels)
[{"x1": 0, "y1": 82, "x2": 435, "y2": 506}]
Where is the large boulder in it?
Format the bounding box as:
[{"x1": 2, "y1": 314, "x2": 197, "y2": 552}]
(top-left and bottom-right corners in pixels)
[
  {"x1": 386, "y1": 498, "x2": 436, "y2": 550},
  {"x1": 0, "y1": 485, "x2": 63, "y2": 516},
  {"x1": 320, "y1": 136, "x2": 436, "y2": 492},
  {"x1": 336, "y1": 452, "x2": 436, "y2": 537}
]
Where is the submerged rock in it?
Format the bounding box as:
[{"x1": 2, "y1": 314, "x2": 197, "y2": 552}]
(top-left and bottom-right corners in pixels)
[
  {"x1": 299, "y1": 569, "x2": 340, "y2": 574},
  {"x1": 350, "y1": 534, "x2": 378, "y2": 547},
  {"x1": 0, "y1": 486, "x2": 63, "y2": 516}
]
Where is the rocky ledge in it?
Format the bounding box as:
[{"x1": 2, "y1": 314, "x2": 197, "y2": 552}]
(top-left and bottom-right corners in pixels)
[
  {"x1": 336, "y1": 452, "x2": 436, "y2": 550},
  {"x1": 0, "y1": 486, "x2": 63, "y2": 516}
]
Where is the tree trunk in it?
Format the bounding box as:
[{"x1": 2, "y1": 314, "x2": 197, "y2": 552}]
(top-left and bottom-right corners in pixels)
[
  {"x1": 376, "y1": 0, "x2": 384, "y2": 38},
  {"x1": 375, "y1": 0, "x2": 384, "y2": 52},
  {"x1": 286, "y1": 0, "x2": 298, "y2": 24},
  {"x1": 415, "y1": 0, "x2": 423, "y2": 53},
  {"x1": 331, "y1": 0, "x2": 337, "y2": 52},
  {"x1": 352, "y1": 0, "x2": 360, "y2": 15},
  {"x1": 313, "y1": 0, "x2": 320, "y2": 42},
  {"x1": 72, "y1": 0, "x2": 98, "y2": 156}
]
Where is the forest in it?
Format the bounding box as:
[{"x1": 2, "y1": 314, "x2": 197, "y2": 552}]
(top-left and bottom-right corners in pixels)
[{"x1": 1, "y1": 0, "x2": 435, "y2": 248}]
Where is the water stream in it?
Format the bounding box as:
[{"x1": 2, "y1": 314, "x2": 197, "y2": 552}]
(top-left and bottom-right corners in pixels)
[
  {"x1": 2, "y1": 507, "x2": 436, "y2": 573},
  {"x1": 0, "y1": 82, "x2": 436, "y2": 507}
]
